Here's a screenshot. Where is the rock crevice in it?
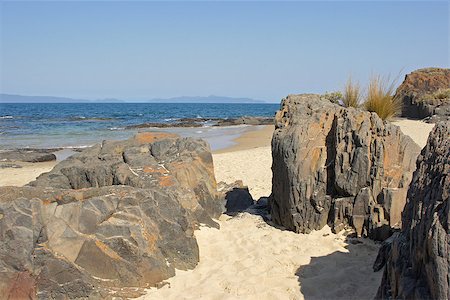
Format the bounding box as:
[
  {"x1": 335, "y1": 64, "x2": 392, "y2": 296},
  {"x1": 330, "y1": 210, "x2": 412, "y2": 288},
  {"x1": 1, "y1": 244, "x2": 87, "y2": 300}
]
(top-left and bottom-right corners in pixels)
[{"x1": 375, "y1": 122, "x2": 450, "y2": 299}]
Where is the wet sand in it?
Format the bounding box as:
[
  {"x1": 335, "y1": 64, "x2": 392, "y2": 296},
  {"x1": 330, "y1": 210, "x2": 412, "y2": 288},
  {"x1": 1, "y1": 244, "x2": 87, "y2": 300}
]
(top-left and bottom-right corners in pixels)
[{"x1": 213, "y1": 125, "x2": 274, "y2": 154}]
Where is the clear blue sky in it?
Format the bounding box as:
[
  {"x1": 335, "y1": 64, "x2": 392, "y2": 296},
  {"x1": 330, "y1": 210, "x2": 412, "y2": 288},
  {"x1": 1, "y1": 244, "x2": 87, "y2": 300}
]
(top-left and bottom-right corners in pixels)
[{"x1": 1, "y1": 1, "x2": 448, "y2": 102}]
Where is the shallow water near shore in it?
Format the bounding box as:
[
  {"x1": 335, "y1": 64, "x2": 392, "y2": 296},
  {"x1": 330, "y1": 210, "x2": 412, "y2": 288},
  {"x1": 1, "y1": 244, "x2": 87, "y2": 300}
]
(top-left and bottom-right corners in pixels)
[{"x1": 0, "y1": 103, "x2": 278, "y2": 150}]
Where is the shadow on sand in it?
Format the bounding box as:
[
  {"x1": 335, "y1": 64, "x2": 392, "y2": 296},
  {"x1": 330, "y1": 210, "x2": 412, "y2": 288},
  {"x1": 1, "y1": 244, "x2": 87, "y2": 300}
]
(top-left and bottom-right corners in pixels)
[{"x1": 295, "y1": 238, "x2": 382, "y2": 300}]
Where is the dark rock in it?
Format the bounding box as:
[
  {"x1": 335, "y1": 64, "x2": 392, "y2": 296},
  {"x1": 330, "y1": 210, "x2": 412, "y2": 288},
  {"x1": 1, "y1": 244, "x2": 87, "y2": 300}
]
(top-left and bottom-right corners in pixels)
[
  {"x1": 375, "y1": 122, "x2": 450, "y2": 299},
  {"x1": 125, "y1": 116, "x2": 274, "y2": 129},
  {"x1": 0, "y1": 149, "x2": 57, "y2": 163},
  {"x1": 0, "y1": 163, "x2": 22, "y2": 169},
  {"x1": 29, "y1": 132, "x2": 222, "y2": 225},
  {"x1": 373, "y1": 233, "x2": 397, "y2": 272},
  {"x1": 396, "y1": 67, "x2": 450, "y2": 122},
  {"x1": 218, "y1": 180, "x2": 255, "y2": 215},
  {"x1": 0, "y1": 132, "x2": 223, "y2": 298},
  {"x1": 330, "y1": 197, "x2": 354, "y2": 233},
  {"x1": 270, "y1": 94, "x2": 421, "y2": 239},
  {"x1": 215, "y1": 116, "x2": 273, "y2": 126}
]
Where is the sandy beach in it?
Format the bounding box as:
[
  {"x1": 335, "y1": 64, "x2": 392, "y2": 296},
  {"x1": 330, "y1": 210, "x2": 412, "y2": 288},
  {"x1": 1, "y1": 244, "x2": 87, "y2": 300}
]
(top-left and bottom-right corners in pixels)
[
  {"x1": 0, "y1": 120, "x2": 435, "y2": 299},
  {"x1": 0, "y1": 161, "x2": 55, "y2": 187},
  {"x1": 140, "y1": 119, "x2": 434, "y2": 300}
]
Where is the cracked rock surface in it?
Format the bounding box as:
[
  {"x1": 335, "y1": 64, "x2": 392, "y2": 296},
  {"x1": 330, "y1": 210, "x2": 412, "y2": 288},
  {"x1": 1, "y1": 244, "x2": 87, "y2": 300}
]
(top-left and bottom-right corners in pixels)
[
  {"x1": 375, "y1": 122, "x2": 450, "y2": 299},
  {"x1": 270, "y1": 94, "x2": 421, "y2": 239}
]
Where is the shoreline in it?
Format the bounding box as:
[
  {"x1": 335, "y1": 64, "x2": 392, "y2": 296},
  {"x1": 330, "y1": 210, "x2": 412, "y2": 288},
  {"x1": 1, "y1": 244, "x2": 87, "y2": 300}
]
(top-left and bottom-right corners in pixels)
[
  {"x1": 0, "y1": 125, "x2": 273, "y2": 187},
  {"x1": 0, "y1": 119, "x2": 433, "y2": 188},
  {"x1": 213, "y1": 125, "x2": 274, "y2": 154}
]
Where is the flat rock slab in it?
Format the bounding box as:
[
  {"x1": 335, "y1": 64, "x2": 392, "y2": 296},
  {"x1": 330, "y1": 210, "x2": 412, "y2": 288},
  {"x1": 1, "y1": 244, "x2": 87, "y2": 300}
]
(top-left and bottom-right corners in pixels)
[{"x1": 0, "y1": 149, "x2": 57, "y2": 162}]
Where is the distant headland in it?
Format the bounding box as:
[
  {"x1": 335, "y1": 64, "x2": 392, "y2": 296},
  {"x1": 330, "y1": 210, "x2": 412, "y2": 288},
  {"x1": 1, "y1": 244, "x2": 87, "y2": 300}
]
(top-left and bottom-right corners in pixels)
[{"x1": 0, "y1": 94, "x2": 267, "y2": 104}]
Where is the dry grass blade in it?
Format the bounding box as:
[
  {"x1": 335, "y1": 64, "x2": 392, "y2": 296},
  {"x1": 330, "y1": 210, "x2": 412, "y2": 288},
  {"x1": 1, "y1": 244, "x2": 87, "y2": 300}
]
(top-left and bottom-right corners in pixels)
[
  {"x1": 343, "y1": 77, "x2": 361, "y2": 108},
  {"x1": 364, "y1": 75, "x2": 402, "y2": 121}
]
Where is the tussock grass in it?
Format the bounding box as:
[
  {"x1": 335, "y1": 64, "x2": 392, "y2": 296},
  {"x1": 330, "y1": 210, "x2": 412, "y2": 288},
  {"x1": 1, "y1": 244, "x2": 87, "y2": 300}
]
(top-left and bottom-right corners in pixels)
[
  {"x1": 433, "y1": 88, "x2": 450, "y2": 100},
  {"x1": 364, "y1": 75, "x2": 401, "y2": 121},
  {"x1": 343, "y1": 77, "x2": 361, "y2": 108}
]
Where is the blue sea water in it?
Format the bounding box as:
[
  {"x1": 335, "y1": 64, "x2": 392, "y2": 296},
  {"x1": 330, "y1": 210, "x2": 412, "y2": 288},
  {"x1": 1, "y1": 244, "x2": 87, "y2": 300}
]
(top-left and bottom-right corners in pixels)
[{"x1": 0, "y1": 103, "x2": 279, "y2": 150}]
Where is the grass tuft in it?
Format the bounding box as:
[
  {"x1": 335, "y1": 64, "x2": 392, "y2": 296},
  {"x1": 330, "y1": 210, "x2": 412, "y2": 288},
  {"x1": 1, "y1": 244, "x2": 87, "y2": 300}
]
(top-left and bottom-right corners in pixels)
[
  {"x1": 433, "y1": 88, "x2": 450, "y2": 100},
  {"x1": 343, "y1": 77, "x2": 361, "y2": 108},
  {"x1": 364, "y1": 75, "x2": 401, "y2": 121}
]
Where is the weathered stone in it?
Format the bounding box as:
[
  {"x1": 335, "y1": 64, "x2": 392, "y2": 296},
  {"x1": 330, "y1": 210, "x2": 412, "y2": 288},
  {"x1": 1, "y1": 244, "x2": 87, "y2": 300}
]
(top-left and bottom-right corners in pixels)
[
  {"x1": 125, "y1": 116, "x2": 274, "y2": 129},
  {"x1": 0, "y1": 132, "x2": 223, "y2": 298},
  {"x1": 396, "y1": 67, "x2": 450, "y2": 122},
  {"x1": 215, "y1": 116, "x2": 273, "y2": 126},
  {"x1": 330, "y1": 197, "x2": 354, "y2": 233},
  {"x1": 218, "y1": 180, "x2": 255, "y2": 215},
  {"x1": 0, "y1": 149, "x2": 56, "y2": 162},
  {"x1": 380, "y1": 188, "x2": 407, "y2": 228},
  {"x1": 375, "y1": 122, "x2": 450, "y2": 299},
  {"x1": 270, "y1": 94, "x2": 421, "y2": 238},
  {"x1": 29, "y1": 132, "x2": 222, "y2": 226}
]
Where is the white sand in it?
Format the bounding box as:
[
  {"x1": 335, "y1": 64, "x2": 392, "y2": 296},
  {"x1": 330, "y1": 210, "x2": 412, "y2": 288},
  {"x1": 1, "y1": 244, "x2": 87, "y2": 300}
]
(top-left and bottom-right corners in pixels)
[
  {"x1": 213, "y1": 146, "x2": 272, "y2": 200},
  {"x1": 392, "y1": 118, "x2": 435, "y2": 148},
  {"x1": 141, "y1": 214, "x2": 381, "y2": 300},
  {"x1": 0, "y1": 161, "x2": 56, "y2": 186}
]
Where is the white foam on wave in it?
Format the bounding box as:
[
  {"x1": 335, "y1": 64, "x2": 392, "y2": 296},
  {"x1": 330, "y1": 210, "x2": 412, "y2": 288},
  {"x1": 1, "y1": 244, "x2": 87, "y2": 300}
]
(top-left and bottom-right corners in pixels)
[
  {"x1": 109, "y1": 127, "x2": 124, "y2": 131},
  {"x1": 0, "y1": 116, "x2": 13, "y2": 119},
  {"x1": 62, "y1": 145, "x2": 94, "y2": 149}
]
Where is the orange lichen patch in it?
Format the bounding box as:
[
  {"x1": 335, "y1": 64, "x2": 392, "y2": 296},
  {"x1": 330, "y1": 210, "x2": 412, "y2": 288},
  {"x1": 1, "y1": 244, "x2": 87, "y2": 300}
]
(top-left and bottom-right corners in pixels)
[
  {"x1": 142, "y1": 229, "x2": 158, "y2": 252},
  {"x1": 53, "y1": 191, "x2": 85, "y2": 204},
  {"x1": 167, "y1": 161, "x2": 188, "y2": 174},
  {"x1": 309, "y1": 147, "x2": 324, "y2": 173},
  {"x1": 42, "y1": 198, "x2": 55, "y2": 205},
  {"x1": 134, "y1": 132, "x2": 179, "y2": 145},
  {"x1": 384, "y1": 166, "x2": 404, "y2": 185},
  {"x1": 94, "y1": 240, "x2": 122, "y2": 261},
  {"x1": 158, "y1": 175, "x2": 175, "y2": 187},
  {"x1": 3, "y1": 271, "x2": 36, "y2": 300},
  {"x1": 383, "y1": 146, "x2": 404, "y2": 183},
  {"x1": 307, "y1": 122, "x2": 322, "y2": 138},
  {"x1": 143, "y1": 166, "x2": 169, "y2": 174},
  {"x1": 353, "y1": 113, "x2": 367, "y2": 128}
]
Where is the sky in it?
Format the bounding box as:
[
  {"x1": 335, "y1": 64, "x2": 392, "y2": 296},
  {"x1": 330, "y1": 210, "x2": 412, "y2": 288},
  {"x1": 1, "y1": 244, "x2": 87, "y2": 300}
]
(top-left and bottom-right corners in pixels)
[{"x1": 0, "y1": 1, "x2": 448, "y2": 102}]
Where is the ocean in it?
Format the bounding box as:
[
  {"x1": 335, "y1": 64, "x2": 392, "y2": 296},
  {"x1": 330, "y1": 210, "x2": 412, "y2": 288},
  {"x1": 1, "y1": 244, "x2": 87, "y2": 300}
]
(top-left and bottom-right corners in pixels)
[{"x1": 0, "y1": 103, "x2": 279, "y2": 150}]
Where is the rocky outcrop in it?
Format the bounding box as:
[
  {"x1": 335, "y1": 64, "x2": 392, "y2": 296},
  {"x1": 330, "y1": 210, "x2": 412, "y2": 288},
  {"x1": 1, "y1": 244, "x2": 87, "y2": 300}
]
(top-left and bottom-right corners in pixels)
[
  {"x1": 374, "y1": 122, "x2": 449, "y2": 299},
  {"x1": 125, "y1": 116, "x2": 273, "y2": 129},
  {"x1": 215, "y1": 116, "x2": 273, "y2": 126},
  {"x1": 0, "y1": 149, "x2": 57, "y2": 162},
  {"x1": 396, "y1": 67, "x2": 450, "y2": 122},
  {"x1": 270, "y1": 94, "x2": 421, "y2": 240},
  {"x1": 0, "y1": 132, "x2": 223, "y2": 298}
]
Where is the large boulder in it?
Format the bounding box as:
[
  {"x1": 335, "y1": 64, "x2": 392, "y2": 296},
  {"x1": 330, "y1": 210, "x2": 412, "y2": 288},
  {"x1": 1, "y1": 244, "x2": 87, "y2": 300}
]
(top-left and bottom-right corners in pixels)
[
  {"x1": 29, "y1": 132, "x2": 222, "y2": 226},
  {"x1": 270, "y1": 94, "x2": 421, "y2": 239},
  {"x1": 0, "y1": 132, "x2": 223, "y2": 299},
  {"x1": 374, "y1": 122, "x2": 449, "y2": 299},
  {"x1": 396, "y1": 67, "x2": 450, "y2": 122}
]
